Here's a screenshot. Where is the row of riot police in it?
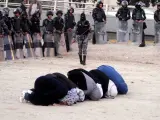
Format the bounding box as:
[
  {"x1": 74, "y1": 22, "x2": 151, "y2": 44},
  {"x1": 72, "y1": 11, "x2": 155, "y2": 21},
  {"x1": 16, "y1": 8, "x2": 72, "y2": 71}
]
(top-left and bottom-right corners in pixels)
[
  {"x1": 116, "y1": 0, "x2": 160, "y2": 47},
  {"x1": 0, "y1": 6, "x2": 91, "y2": 65},
  {"x1": 116, "y1": 1, "x2": 146, "y2": 47},
  {"x1": 0, "y1": 7, "x2": 78, "y2": 60}
]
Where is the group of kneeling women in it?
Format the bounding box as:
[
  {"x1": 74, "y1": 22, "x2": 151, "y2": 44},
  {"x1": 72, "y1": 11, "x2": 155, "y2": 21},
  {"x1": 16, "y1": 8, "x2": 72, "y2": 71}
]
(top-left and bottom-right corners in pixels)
[{"x1": 20, "y1": 65, "x2": 128, "y2": 106}]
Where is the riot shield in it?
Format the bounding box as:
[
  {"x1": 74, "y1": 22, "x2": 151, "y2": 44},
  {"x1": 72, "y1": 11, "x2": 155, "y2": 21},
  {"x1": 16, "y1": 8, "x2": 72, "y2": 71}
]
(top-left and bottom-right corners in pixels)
[
  {"x1": 95, "y1": 22, "x2": 107, "y2": 44},
  {"x1": 0, "y1": 37, "x2": 4, "y2": 61},
  {"x1": 23, "y1": 34, "x2": 34, "y2": 58},
  {"x1": 4, "y1": 35, "x2": 15, "y2": 60},
  {"x1": 32, "y1": 33, "x2": 43, "y2": 57},
  {"x1": 154, "y1": 22, "x2": 160, "y2": 46},
  {"x1": 43, "y1": 33, "x2": 55, "y2": 57},
  {"x1": 116, "y1": 20, "x2": 129, "y2": 43},
  {"x1": 131, "y1": 21, "x2": 143, "y2": 45}
]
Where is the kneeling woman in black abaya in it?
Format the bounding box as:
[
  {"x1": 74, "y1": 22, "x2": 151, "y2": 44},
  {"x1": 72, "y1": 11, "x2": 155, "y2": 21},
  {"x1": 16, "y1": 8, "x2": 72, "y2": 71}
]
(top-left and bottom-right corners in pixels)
[{"x1": 20, "y1": 73, "x2": 85, "y2": 106}]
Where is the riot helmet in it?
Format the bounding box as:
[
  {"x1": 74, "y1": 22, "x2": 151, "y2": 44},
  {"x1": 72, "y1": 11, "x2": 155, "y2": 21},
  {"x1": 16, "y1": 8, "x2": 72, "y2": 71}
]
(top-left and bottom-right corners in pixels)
[
  {"x1": 13, "y1": 7, "x2": 22, "y2": 16},
  {"x1": 135, "y1": 2, "x2": 141, "y2": 9},
  {"x1": 121, "y1": 0, "x2": 128, "y2": 7},
  {"x1": 56, "y1": 10, "x2": 63, "y2": 17},
  {"x1": 68, "y1": 7, "x2": 74, "y2": 14},
  {"x1": 46, "y1": 10, "x2": 53, "y2": 16},
  {"x1": 80, "y1": 12, "x2": 86, "y2": 21},
  {"x1": 96, "y1": 1, "x2": 103, "y2": 8},
  {"x1": 3, "y1": 7, "x2": 10, "y2": 17}
]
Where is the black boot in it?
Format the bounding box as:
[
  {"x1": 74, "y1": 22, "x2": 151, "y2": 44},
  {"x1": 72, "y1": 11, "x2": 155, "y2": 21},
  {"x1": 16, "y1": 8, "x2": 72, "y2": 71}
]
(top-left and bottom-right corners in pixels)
[
  {"x1": 82, "y1": 55, "x2": 86, "y2": 65},
  {"x1": 79, "y1": 55, "x2": 83, "y2": 64}
]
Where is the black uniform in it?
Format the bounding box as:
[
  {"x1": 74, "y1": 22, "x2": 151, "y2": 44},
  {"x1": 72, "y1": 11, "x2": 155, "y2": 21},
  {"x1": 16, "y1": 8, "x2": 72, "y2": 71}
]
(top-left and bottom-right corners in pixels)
[
  {"x1": 64, "y1": 8, "x2": 76, "y2": 52},
  {"x1": 21, "y1": 13, "x2": 31, "y2": 34},
  {"x1": 30, "y1": 12, "x2": 41, "y2": 34},
  {"x1": 64, "y1": 8, "x2": 76, "y2": 31},
  {"x1": 92, "y1": 1, "x2": 106, "y2": 23},
  {"x1": 53, "y1": 12, "x2": 64, "y2": 56},
  {"x1": 0, "y1": 11, "x2": 8, "y2": 61},
  {"x1": 132, "y1": 4, "x2": 146, "y2": 47},
  {"x1": 42, "y1": 11, "x2": 55, "y2": 57},
  {"x1": 92, "y1": 1, "x2": 106, "y2": 44},
  {"x1": 43, "y1": 19, "x2": 54, "y2": 34},
  {"x1": 116, "y1": 6, "x2": 130, "y2": 21},
  {"x1": 132, "y1": 5, "x2": 146, "y2": 21},
  {"x1": 154, "y1": 9, "x2": 160, "y2": 22},
  {"x1": 154, "y1": 3, "x2": 160, "y2": 44},
  {"x1": 76, "y1": 12, "x2": 90, "y2": 65},
  {"x1": 30, "y1": 11, "x2": 43, "y2": 57}
]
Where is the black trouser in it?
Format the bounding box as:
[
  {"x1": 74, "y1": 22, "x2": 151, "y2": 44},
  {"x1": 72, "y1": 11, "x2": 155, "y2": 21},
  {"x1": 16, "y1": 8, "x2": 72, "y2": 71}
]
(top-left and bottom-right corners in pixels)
[{"x1": 65, "y1": 32, "x2": 70, "y2": 52}]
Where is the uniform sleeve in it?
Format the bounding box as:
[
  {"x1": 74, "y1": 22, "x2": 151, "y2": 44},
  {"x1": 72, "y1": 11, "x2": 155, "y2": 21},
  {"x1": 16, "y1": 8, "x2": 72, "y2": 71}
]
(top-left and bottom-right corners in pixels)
[
  {"x1": 127, "y1": 9, "x2": 131, "y2": 20},
  {"x1": 64, "y1": 14, "x2": 68, "y2": 30},
  {"x1": 2, "y1": 20, "x2": 9, "y2": 34},
  {"x1": 42, "y1": 19, "x2": 47, "y2": 32},
  {"x1": 154, "y1": 11, "x2": 159, "y2": 22},
  {"x1": 142, "y1": 9, "x2": 146, "y2": 20},
  {"x1": 116, "y1": 8, "x2": 120, "y2": 18},
  {"x1": 73, "y1": 15, "x2": 76, "y2": 27},
  {"x1": 102, "y1": 10, "x2": 106, "y2": 21},
  {"x1": 61, "y1": 18, "x2": 64, "y2": 30},
  {"x1": 132, "y1": 9, "x2": 136, "y2": 20},
  {"x1": 92, "y1": 8, "x2": 97, "y2": 21}
]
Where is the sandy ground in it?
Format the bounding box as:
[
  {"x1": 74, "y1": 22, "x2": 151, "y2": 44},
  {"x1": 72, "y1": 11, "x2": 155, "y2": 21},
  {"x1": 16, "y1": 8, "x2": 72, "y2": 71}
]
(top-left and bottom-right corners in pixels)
[{"x1": 0, "y1": 42, "x2": 160, "y2": 120}]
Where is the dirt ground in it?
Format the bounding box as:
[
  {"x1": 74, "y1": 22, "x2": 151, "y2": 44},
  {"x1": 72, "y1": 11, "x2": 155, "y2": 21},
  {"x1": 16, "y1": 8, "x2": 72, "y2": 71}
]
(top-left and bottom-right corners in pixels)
[{"x1": 0, "y1": 42, "x2": 160, "y2": 120}]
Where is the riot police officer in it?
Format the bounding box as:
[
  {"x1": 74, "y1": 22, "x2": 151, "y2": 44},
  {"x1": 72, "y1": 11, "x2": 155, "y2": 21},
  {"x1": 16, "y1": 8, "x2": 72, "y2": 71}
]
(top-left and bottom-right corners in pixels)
[
  {"x1": 42, "y1": 11, "x2": 55, "y2": 57},
  {"x1": 76, "y1": 12, "x2": 90, "y2": 65},
  {"x1": 92, "y1": 1, "x2": 107, "y2": 44},
  {"x1": 132, "y1": 2, "x2": 146, "y2": 46},
  {"x1": 53, "y1": 10, "x2": 64, "y2": 58},
  {"x1": 0, "y1": 11, "x2": 9, "y2": 61},
  {"x1": 154, "y1": 2, "x2": 160, "y2": 44},
  {"x1": 11, "y1": 7, "x2": 24, "y2": 59},
  {"x1": 64, "y1": 7, "x2": 76, "y2": 52},
  {"x1": 116, "y1": 0, "x2": 130, "y2": 43}
]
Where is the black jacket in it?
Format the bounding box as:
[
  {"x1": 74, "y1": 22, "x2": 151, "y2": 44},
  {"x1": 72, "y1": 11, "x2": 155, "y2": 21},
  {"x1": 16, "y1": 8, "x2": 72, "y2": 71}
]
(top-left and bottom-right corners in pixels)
[
  {"x1": 64, "y1": 12, "x2": 76, "y2": 31},
  {"x1": 0, "y1": 19, "x2": 8, "y2": 34},
  {"x1": 116, "y1": 7, "x2": 130, "y2": 21},
  {"x1": 53, "y1": 17, "x2": 64, "y2": 32},
  {"x1": 76, "y1": 20, "x2": 90, "y2": 35},
  {"x1": 154, "y1": 10, "x2": 160, "y2": 22},
  {"x1": 43, "y1": 18, "x2": 54, "y2": 33},
  {"x1": 11, "y1": 16, "x2": 22, "y2": 33},
  {"x1": 132, "y1": 8, "x2": 146, "y2": 21},
  {"x1": 30, "y1": 16, "x2": 40, "y2": 33},
  {"x1": 92, "y1": 4, "x2": 106, "y2": 22},
  {"x1": 27, "y1": 74, "x2": 68, "y2": 106},
  {"x1": 21, "y1": 18, "x2": 32, "y2": 33},
  {"x1": 3, "y1": 16, "x2": 12, "y2": 31}
]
